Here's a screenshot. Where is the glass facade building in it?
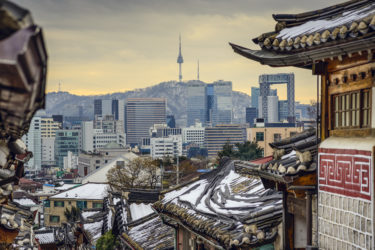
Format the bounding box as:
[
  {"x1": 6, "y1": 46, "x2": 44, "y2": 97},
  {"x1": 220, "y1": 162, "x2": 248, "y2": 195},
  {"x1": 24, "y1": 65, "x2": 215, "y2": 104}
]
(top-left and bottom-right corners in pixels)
[
  {"x1": 187, "y1": 80, "x2": 232, "y2": 127},
  {"x1": 55, "y1": 129, "x2": 80, "y2": 168}
]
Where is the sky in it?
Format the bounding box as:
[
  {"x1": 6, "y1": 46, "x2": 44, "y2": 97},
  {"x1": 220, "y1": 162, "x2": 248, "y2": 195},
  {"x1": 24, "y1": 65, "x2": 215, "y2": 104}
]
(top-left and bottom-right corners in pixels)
[{"x1": 15, "y1": 0, "x2": 344, "y2": 102}]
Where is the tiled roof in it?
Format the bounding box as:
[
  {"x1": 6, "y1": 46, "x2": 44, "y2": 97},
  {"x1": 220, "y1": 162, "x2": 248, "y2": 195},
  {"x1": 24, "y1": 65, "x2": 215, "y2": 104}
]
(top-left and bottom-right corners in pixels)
[
  {"x1": 235, "y1": 129, "x2": 318, "y2": 182},
  {"x1": 110, "y1": 191, "x2": 174, "y2": 250},
  {"x1": 154, "y1": 160, "x2": 282, "y2": 248},
  {"x1": 35, "y1": 229, "x2": 55, "y2": 244},
  {"x1": 230, "y1": 0, "x2": 375, "y2": 67},
  {"x1": 123, "y1": 215, "x2": 174, "y2": 250}
]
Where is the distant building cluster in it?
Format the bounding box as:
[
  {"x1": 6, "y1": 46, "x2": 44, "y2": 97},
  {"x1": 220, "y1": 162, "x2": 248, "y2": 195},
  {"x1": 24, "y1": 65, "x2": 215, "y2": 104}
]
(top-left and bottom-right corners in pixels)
[{"x1": 22, "y1": 72, "x2": 315, "y2": 173}]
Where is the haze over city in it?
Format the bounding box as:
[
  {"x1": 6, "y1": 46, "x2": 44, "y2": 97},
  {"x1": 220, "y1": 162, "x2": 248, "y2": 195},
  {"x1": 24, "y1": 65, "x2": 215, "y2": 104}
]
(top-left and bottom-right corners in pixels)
[{"x1": 15, "y1": 0, "x2": 342, "y2": 102}]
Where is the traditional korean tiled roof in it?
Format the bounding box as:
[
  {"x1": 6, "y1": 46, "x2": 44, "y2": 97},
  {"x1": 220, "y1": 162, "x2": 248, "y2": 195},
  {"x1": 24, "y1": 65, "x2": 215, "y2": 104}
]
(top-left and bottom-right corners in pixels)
[
  {"x1": 110, "y1": 191, "x2": 174, "y2": 250},
  {"x1": 235, "y1": 129, "x2": 318, "y2": 182},
  {"x1": 230, "y1": 0, "x2": 375, "y2": 68},
  {"x1": 1, "y1": 201, "x2": 36, "y2": 248},
  {"x1": 154, "y1": 159, "x2": 283, "y2": 248},
  {"x1": 35, "y1": 229, "x2": 55, "y2": 245},
  {"x1": 122, "y1": 214, "x2": 174, "y2": 250}
]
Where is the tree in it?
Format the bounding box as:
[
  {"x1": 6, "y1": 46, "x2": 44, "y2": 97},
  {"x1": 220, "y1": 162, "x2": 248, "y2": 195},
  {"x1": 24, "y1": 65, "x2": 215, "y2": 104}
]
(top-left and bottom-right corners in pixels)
[
  {"x1": 217, "y1": 141, "x2": 263, "y2": 161},
  {"x1": 64, "y1": 206, "x2": 81, "y2": 223},
  {"x1": 107, "y1": 157, "x2": 160, "y2": 191},
  {"x1": 96, "y1": 230, "x2": 119, "y2": 250}
]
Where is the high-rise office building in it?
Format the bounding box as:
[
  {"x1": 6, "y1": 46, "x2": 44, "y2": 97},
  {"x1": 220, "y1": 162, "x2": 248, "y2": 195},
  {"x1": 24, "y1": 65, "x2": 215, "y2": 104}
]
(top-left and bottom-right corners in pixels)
[
  {"x1": 259, "y1": 73, "x2": 295, "y2": 122},
  {"x1": 246, "y1": 107, "x2": 257, "y2": 127},
  {"x1": 204, "y1": 124, "x2": 245, "y2": 158},
  {"x1": 40, "y1": 117, "x2": 62, "y2": 137},
  {"x1": 125, "y1": 98, "x2": 166, "y2": 146},
  {"x1": 187, "y1": 81, "x2": 206, "y2": 126},
  {"x1": 187, "y1": 80, "x2": 233, "y2": 126},
  {"x1": 94, "y1": 99, "x2": 120, "y2": 120},
  {"x1": 278, "y1": 100, "x2": 289, "y2": 122},
  {"x1": 209, "y1": 81, "x2": 232, "y2": 126},
  {"x1": 55, "y1": 129, "x2": 80, "y2": 168},
  {"x1": 267, "y1": 96, "x2": 279, "y2": 123},
  {"x1": 251, "y1": 87, "x2": 276, "y2": 117},
  {"x1": 22, "y1": 117, "x2": 42, "y2": 170}
]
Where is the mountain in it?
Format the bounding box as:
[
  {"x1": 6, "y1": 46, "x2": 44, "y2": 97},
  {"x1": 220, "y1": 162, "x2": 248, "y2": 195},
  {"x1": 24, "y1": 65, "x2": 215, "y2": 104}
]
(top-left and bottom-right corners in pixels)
[{"x1": 45, "y1": 81, "x2": 252, "y2": 126}]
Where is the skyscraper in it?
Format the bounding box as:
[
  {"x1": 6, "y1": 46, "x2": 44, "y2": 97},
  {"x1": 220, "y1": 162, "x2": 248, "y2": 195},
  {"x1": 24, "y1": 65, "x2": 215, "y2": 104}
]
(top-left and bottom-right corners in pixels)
[
  {"x1": 259, "y1": 73, "x2": 295, "y2": 122},
  {"x1": 22, "y1": 117, "x2": 42, "y2": 170},
  {"x1": 187, "y1": 80, "x2": 233, "y2": 127},
  {"x1": 125, "y1": 98, "x2": 166, "y2": 146},
  {"x1": 251, "y1": 87, "x2": 276, "y2": 117},
  {"x1": 187, "y1": 81, "x2": 206, "y2": 126},
  {"x1": 94, "y1": 99, "x2": 120, "y2": 120},
  {"x1": 210, "y1": 81, "x2": 232, "y2": 126}
]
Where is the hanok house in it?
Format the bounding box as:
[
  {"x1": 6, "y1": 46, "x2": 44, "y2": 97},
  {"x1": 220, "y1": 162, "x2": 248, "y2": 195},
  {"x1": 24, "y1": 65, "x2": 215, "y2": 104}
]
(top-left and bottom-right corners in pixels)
[
  {"x1": 230, "y1": 0, "x2": 375, "y2": 248},
  {"x1": 153, "y1": 158, "x2": 283, "y2": 249},
  {"x1": 235, "y1": 129, "x2": 318, "y2": 249}
]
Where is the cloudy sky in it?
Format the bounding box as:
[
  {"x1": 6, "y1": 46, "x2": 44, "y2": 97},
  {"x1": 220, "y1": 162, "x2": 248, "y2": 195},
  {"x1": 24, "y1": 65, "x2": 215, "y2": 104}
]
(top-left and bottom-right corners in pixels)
[{"x1": 15, "y1": 0, "x2": 343, "y2": 102}]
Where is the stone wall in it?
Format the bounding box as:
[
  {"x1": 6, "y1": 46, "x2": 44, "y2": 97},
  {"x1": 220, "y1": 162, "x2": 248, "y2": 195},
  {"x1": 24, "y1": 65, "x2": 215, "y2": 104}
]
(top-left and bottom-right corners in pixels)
[{"x1": 318, "y1": 191, "x2": 372, "y2": 249}]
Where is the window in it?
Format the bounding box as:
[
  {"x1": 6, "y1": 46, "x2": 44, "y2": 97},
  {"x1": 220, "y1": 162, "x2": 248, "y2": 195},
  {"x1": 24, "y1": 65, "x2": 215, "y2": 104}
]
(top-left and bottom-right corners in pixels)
[
  {"x1": 54, "y1": 201, "x2": 64, "y2": 207},
  {"x1": 256, "y1": 132, "x2": 264, "y2": 141},
  {"x1": 50, "y1": 215, "x2": 60, "y2": 223},
  {"x1": 273, "y1": 133, "x2": 281, "y2": 142},
  {"x1": 93, "y1": 202, "x2": 103, "y2": 209},
  {"x1": 77, "y1": 200, "x2": 87, "y2": 210},
  {"x1": 290, "y1": 132, "x2": 297, "y2": 137},
  {"x1": 333, "y1": 89, "x2": 371, "y2": 129},
  {"x1": 43, "y1": 200, "x2": 50, "y2": 207}
]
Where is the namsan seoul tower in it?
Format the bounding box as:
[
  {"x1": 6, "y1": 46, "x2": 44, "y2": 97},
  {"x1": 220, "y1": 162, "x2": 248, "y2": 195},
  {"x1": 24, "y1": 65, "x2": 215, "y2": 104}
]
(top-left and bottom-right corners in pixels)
[{"x1": 177, "y1": 34, "x2": 184, "y2": 82}]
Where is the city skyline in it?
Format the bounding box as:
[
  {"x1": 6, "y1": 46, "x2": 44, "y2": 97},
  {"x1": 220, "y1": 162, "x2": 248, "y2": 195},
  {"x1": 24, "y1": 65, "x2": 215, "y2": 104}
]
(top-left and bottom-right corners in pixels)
[{"x1": 14, "y1": 0, "x2": 343, "y2": 103}]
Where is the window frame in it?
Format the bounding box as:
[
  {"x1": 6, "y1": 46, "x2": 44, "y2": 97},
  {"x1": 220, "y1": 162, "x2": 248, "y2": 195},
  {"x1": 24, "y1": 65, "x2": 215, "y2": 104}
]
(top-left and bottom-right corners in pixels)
[
  {"x1": 50, "y1": 215, "x2": 60, "y2": 223},
  {"x1": 332, "y1": 89, "x2": 371, "y2": 130},
  {"x1": 255, "y1": 132, "x2": 264, "y2": 142},
  {"x1": 54, "y1": 201, "x2": 64, "y2": 207}
]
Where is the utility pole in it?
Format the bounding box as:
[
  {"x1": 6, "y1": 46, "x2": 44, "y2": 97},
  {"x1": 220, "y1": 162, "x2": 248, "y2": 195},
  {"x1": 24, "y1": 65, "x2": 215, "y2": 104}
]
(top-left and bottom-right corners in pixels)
[{"x1": 176, "y1": 155, "x2": 179, "y2": 185}]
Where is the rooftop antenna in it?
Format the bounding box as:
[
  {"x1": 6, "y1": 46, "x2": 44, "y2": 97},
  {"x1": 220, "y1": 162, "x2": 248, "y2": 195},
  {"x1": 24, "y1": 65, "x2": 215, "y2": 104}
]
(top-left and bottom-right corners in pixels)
[
  {"x1": 177, "y1": 34, "x2": 184, "y2": 82},
  {"x1": 197, "y1": 60, "x2": 200, "y2": 81}
]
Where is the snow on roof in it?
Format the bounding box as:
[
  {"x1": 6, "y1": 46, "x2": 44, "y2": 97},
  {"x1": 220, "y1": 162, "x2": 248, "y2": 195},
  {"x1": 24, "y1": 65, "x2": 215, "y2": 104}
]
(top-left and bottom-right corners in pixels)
[
  {"x1": 126, "y1": 216, "x2": 174, "y2": 250},
  {"x1": 13, "y1": 198, "x2": 37, "y2": 206},
  {"x1": 51, "y1": 183, "x2": 108, "y2": 200},
  {"x1": 277, "y1": 3, "x2": 375, "y2": 40},
  {"x1": 84, "y1": 221, "x2": 103, "y2": 243},
  {"x1": 55, "y1": 184, "x2": 80, "y2": 191},
  {"x1": 129, "y1": 203, "x2": 154, "y2": 221},
  {"x1": 81, "y1": 210, "x2": 101, "y2": 220},
  {"x1": 35, "y1": 230, "x2": 54, "y2": 244},
  {"x1": 154, "y1": 160, "x2": 283, "y2": 248}
]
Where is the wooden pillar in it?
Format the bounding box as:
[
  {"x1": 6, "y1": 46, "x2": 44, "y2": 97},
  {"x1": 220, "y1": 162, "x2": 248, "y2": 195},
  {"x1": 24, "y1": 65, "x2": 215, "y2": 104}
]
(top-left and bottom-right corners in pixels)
[
  {"x1": 320, "y1": 73, "x2": 329, "y2": 140},
  {"x1": 282, "y1": 190, "x2": 294, "y2": 249}
]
